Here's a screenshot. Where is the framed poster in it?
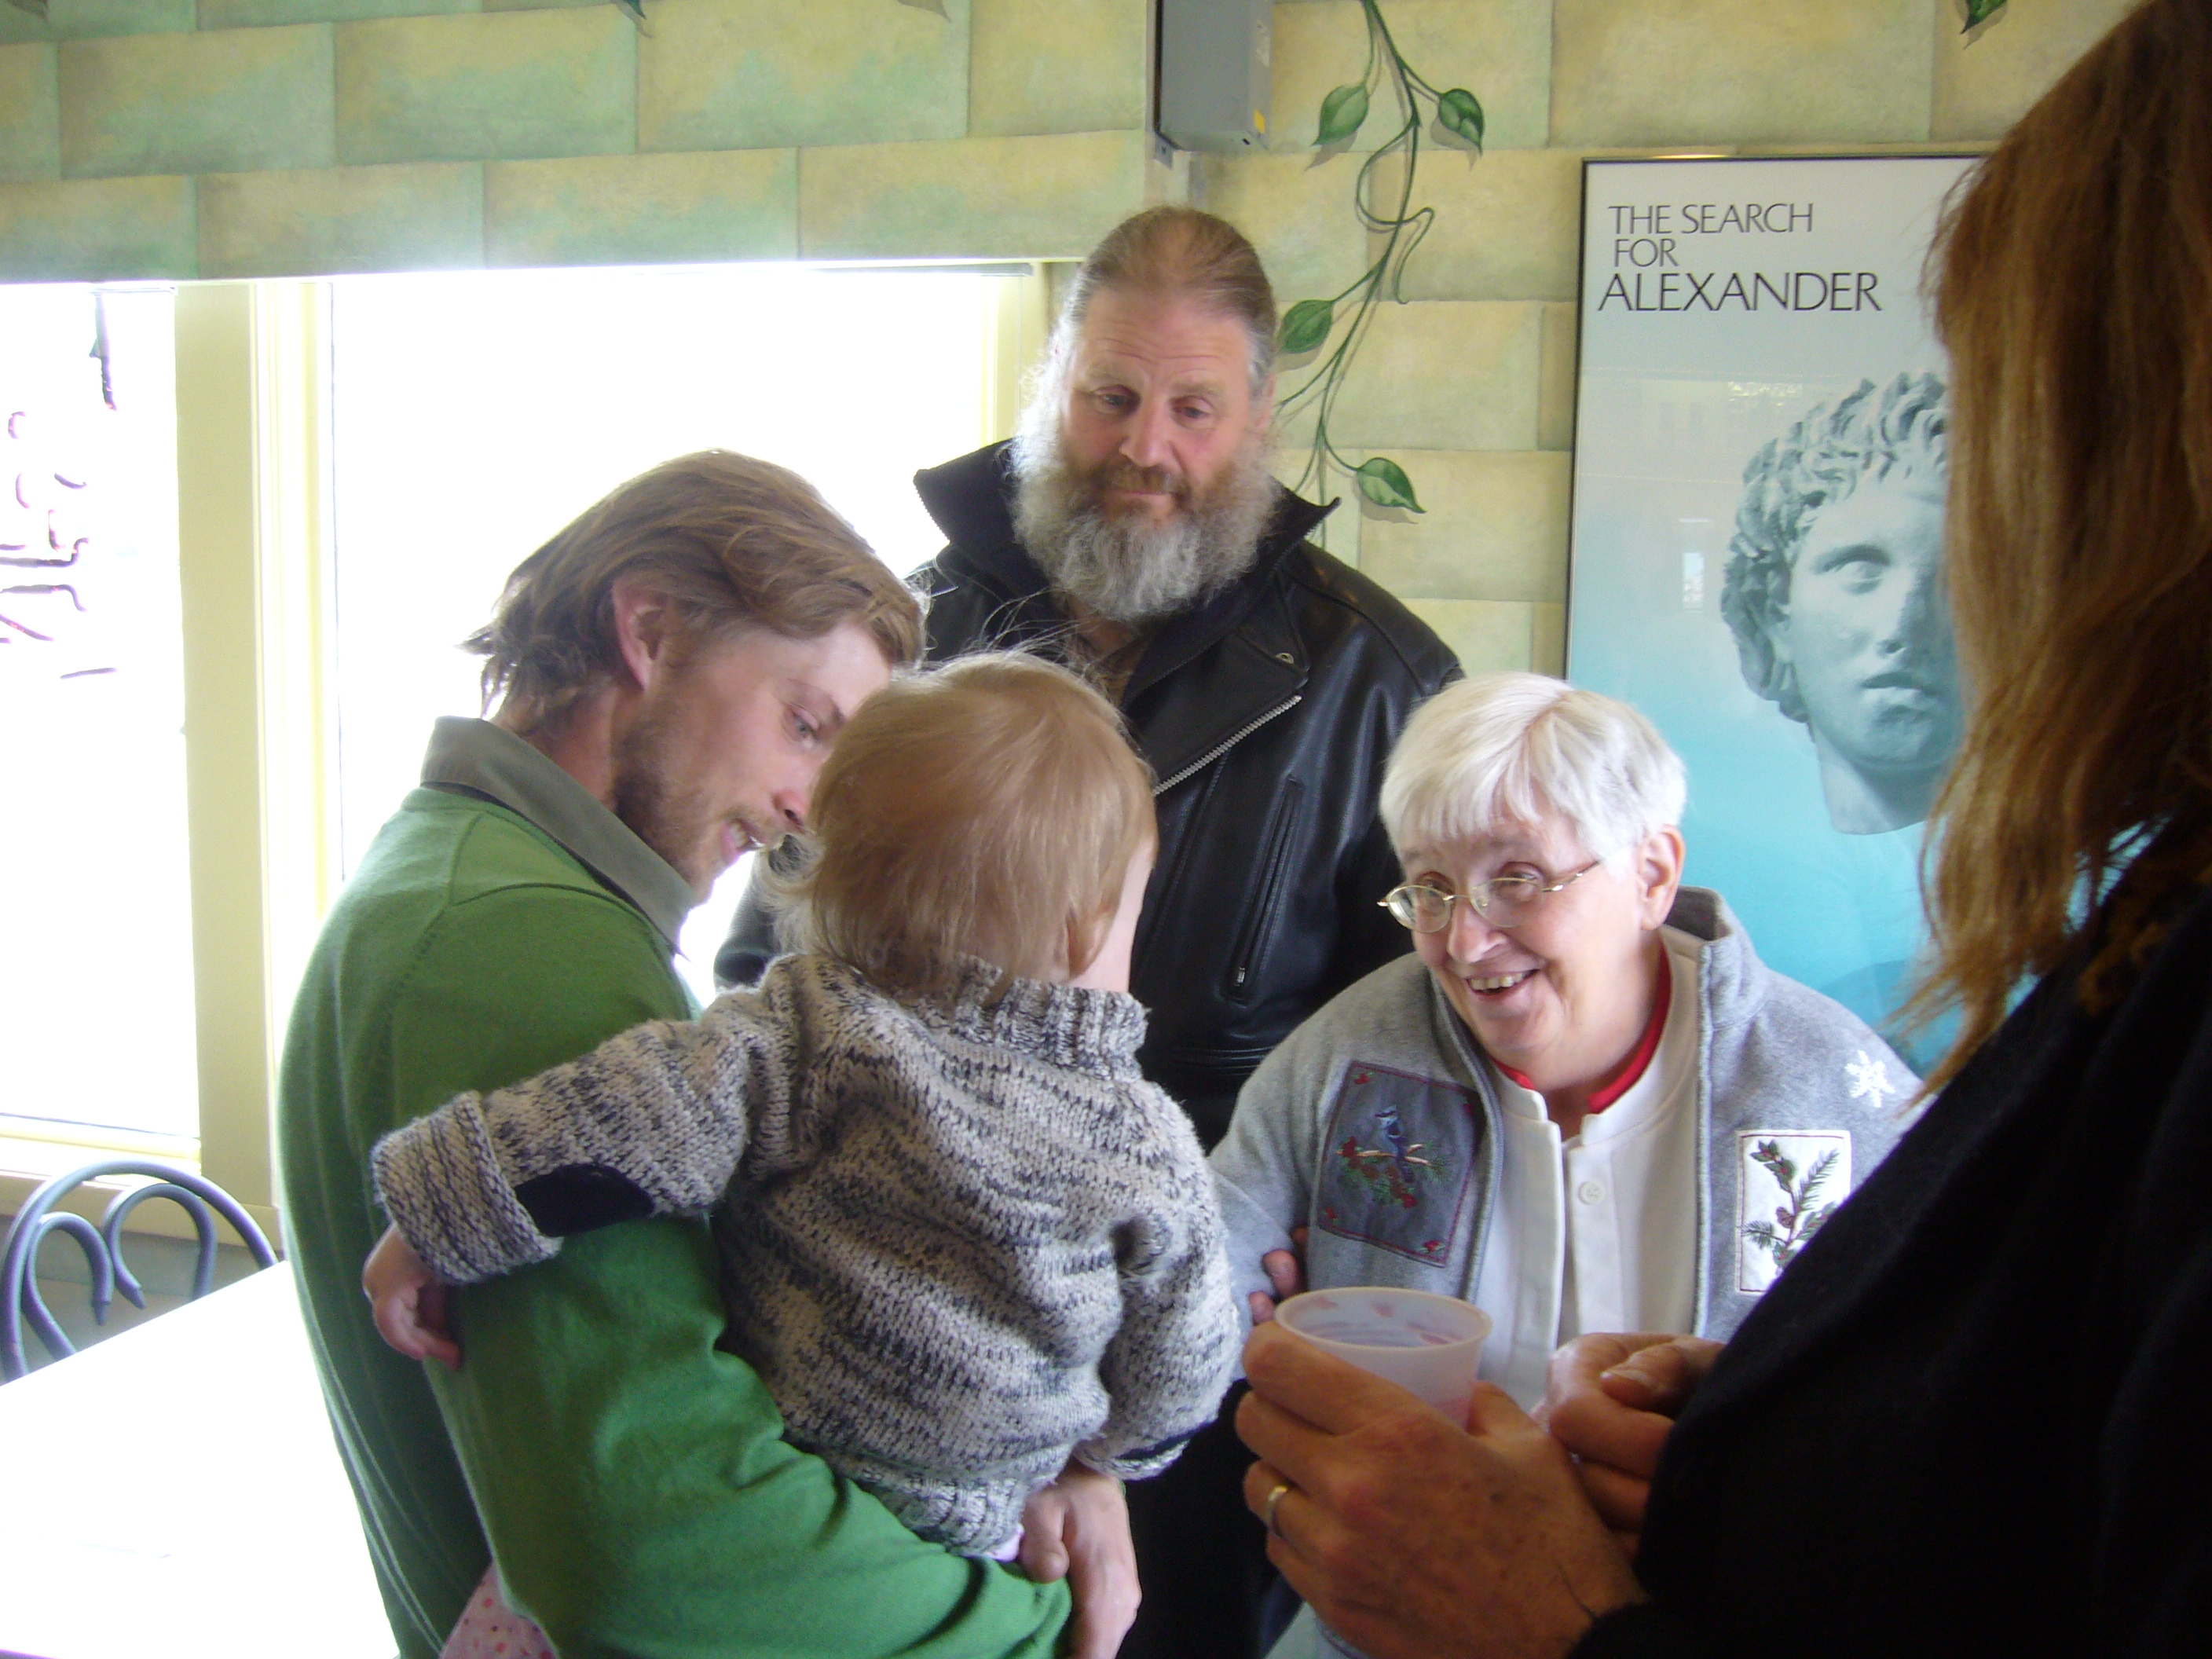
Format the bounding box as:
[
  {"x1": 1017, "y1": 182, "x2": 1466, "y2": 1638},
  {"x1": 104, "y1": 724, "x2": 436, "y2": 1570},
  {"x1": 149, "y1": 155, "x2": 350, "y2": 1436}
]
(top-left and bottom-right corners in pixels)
[{"x1": 1565, "y1": 154, "x2": 1977, "y2": 1064}]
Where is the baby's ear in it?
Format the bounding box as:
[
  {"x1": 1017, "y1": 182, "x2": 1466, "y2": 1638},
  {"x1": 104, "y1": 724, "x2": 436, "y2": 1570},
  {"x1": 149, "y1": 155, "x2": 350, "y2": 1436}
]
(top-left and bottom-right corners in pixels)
[
  {"x1": 1061, "y1": 911, "x2": 1096, "y2": 980},
  {"x1": 1061, "y1": 903, "x2": 1124, "y2": 987}
]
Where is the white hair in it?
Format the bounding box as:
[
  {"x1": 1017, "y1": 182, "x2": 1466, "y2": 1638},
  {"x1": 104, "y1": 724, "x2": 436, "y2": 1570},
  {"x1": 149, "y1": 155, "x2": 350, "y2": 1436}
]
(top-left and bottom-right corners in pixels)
[
  {"x1": 1380, "y1": 673, "x2": 1688, "y2": 864},
  {"x1": 1008, "y1": 396, "x2": 1273, "y2": 626}
]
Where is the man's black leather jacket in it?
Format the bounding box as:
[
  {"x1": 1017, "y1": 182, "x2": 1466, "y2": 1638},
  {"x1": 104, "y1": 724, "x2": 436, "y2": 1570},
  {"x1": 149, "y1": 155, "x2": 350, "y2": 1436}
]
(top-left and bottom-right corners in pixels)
[{"x1": 719, "y1": 441, "x2": 1459, "y2": 1146}]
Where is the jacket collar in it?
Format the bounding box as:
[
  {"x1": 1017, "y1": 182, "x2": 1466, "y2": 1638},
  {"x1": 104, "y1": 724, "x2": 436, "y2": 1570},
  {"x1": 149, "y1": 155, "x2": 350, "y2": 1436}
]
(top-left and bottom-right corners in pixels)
[
  {"x1": 419, "y1": 716, "x2": 695, "y2": 950},
  {"x1": 1663, "y1": 887, "x2": 1770, "y2": 1037},
  {"x1": 914, "y1": 441, "x2": 1337, "y2": 778}
]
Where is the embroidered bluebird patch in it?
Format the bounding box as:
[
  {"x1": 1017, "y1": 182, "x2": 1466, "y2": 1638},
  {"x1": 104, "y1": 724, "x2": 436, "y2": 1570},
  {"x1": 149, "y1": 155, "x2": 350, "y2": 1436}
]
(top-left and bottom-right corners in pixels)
[{"x1": 1314, "y1": 1062, "x2": 1479, "y2": 1265}]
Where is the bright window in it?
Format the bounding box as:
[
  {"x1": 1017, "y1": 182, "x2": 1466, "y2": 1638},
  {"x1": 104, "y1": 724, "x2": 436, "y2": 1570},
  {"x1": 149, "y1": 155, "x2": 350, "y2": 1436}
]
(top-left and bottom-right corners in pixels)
[
  {"x1": 0, "y1": 285, "x2": 195, "y2": 1142},
  {"x1": 327, "y1": 264, "x2": 1015, "y2": 1002},
  {"x1": 2, "y1": 263, "x2": 1031, "y2": 1225}
]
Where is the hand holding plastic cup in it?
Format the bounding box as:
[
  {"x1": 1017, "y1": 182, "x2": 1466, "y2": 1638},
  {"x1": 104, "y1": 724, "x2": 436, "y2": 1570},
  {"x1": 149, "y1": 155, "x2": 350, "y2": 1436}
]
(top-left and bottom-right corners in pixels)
[{"x1": 1272, "y1": 1286, "x2": 1492, "y2": 1423}]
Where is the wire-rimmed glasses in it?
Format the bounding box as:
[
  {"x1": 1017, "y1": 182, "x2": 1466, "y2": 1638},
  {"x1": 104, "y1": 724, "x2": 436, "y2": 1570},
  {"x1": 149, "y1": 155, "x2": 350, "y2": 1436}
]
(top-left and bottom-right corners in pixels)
[{"x1": 1379, "y1": 859, "x2": 1602, "y2": 934}]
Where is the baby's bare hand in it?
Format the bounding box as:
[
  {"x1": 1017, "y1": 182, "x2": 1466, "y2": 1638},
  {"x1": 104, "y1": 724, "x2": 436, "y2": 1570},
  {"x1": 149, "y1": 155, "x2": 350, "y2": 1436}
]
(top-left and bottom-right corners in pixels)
[
  {"x1": 1020, "y1": 1463, "x2": 1136, "y2": 1659},
  {"x1": 362, "y1": 1225, "x2": 462, "y2": 1369}
]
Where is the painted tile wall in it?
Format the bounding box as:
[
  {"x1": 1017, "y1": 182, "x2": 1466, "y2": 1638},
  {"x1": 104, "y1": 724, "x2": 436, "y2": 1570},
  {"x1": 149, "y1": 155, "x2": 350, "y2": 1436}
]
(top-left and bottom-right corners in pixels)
[
  {"x1": 0, "y1": 0, "x2": 2137, "y2": 673},
  {"x1": 1205, "y1": 0, "x2": 2133, "y2": 674},
  {"x1": 0, "y1": 0, "x2": 1172, "y2": 280}
]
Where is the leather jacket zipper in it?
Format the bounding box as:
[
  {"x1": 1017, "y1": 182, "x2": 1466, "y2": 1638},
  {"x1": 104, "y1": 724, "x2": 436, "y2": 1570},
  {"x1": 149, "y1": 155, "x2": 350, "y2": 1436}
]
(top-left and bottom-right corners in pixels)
[
  {"x1": 1225, "y1": 776, "x2": 1304, "y2": 998},
  {"x1": 1153, "y1": 695, "x2": 1303, "y2": 795}
]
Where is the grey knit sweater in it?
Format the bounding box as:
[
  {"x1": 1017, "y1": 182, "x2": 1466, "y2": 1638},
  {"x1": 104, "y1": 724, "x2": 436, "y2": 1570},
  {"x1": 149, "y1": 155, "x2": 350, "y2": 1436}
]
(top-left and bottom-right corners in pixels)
[{"x1": 371, "y1": 953, "x2": 1241, "y2": 1556}]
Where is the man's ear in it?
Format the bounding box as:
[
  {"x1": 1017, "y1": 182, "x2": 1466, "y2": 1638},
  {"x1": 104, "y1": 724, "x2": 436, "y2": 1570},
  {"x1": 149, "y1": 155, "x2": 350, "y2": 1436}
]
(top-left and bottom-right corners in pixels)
[
  {"x1": 1635, "y1": 826, "x2": 1686, "y2": 929},
  {"x1": 1252, "y1": 374, "x2": 1276, "y2": 439},
  {"x1": 609, "y1": 573, "x2": 677, "y2": 694}
]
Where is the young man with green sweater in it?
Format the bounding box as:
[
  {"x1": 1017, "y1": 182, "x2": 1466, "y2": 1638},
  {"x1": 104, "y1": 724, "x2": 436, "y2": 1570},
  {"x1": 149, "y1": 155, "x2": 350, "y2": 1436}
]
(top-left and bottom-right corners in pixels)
[{"x1": 278, "y1": 452, "x2": 1122, "y2": 1659}]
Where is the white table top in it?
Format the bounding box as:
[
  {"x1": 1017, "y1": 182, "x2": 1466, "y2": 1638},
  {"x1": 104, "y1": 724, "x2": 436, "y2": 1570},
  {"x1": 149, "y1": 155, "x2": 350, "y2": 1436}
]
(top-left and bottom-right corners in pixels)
[{"x1": 0, "y1": 1261, "x2": 395, "y2": 1659}]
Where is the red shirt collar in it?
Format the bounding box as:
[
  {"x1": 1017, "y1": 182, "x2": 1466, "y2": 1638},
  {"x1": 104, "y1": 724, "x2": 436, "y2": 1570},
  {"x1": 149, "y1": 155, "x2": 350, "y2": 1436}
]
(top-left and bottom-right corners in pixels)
[{"x1": 1493, "y1": 948, "x2": 1673, "y2": 1115}]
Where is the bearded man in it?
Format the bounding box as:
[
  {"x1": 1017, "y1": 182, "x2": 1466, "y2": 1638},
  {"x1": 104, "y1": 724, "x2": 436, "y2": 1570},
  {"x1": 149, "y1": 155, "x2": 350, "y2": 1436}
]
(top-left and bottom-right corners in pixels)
[
  {"x1": 718, "y1": 207, "x2": 1459, "y2": 1659},
  {"x1": 724, "y1": 207, "x2": 1457, "y2": 1148}
]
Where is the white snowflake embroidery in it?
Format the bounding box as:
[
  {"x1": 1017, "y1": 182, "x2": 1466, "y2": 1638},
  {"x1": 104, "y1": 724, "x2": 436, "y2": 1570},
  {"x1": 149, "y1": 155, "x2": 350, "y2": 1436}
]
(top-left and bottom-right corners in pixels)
[{"x1": 1846, "y1": 1049, "x2": 1892, "y2": 1106}]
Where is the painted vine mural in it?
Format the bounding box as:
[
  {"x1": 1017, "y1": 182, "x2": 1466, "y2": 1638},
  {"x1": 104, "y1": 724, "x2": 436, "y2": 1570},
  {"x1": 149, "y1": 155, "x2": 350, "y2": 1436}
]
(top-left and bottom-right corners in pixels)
[{"x1": 1283, "y1": 0, "x2": 2012, "y2": 526}]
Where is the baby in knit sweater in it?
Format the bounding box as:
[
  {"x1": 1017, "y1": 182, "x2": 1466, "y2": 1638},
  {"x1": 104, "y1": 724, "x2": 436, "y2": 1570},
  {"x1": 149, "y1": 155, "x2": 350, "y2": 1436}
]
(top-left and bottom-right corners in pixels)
[{"x1": 364, "y1": 654, "x2": 1241, "y2": 1650}]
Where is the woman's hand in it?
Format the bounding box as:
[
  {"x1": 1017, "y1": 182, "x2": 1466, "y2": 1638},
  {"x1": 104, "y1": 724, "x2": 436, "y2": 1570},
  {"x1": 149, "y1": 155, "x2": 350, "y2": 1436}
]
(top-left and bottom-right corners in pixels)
[
  {"x1": 1248, "y1": 1225, "x2": 1310, "y2": 1324},
  {"x1": 1534, "y1": 1333, "x2": 1723, "y2": 1555},
  {"x1": 1236, "y1": 1321, "x2": 1643, "y2": 1659},
  {"x1": 361, "y1": 1224, "x2": 462, "y2": 1369},
  {"x1": 1019, "y1": 1461, "x2": 1138, "y2": 1659}
]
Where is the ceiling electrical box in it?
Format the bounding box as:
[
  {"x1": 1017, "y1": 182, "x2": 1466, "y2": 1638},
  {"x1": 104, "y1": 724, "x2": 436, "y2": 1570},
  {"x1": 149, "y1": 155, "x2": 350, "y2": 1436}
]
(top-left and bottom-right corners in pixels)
[{"x1": 1157, "y1": 0, "x2": 1272, "y2": 152}]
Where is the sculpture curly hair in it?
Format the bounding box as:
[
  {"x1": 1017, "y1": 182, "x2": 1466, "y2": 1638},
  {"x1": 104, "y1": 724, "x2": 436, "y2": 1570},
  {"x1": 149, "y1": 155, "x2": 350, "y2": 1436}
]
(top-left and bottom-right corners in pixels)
[{"x1": 1720, "y1": 372, "x2": 1949, "y2": 723}]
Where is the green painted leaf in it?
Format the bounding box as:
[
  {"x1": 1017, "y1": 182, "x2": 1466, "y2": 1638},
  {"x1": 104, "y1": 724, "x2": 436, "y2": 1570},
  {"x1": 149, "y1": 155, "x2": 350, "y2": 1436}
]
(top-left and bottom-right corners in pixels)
[
  {"x1": 1355, "y1": 456, "x2": 1422, "y2": 513},
  {"x1": 1317, "y1": 82, "x2": 1370, "y2": 147},
  {"x1": 1279, "y1": 298, "x2": 1335, "y2": 355},
  {"x1": 1961, "y1": 0, "x2": 2006, "y2": 26},
  {"x1": 1437, "y1": 87, "x2": 1485, "y2": 150}
]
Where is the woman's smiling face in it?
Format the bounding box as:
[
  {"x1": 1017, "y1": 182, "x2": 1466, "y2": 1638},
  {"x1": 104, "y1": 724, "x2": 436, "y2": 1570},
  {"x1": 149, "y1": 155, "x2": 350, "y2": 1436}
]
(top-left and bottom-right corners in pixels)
[{"x1": 1399, "y1": 814, "x2": 1682, "y2": 1093}]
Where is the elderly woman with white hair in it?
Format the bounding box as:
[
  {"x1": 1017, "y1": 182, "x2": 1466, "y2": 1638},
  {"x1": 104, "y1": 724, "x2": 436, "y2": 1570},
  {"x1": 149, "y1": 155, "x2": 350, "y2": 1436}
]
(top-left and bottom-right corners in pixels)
[{"x1": 1210, "y1": 672, "x2": 1917, "y2": 1412}]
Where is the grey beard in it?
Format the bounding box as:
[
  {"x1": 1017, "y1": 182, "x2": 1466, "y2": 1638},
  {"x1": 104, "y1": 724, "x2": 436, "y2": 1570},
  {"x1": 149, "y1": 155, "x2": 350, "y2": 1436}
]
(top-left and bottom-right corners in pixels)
[{"x1": 1010, "y1": 427, "x2": 1276, "y2": 627}]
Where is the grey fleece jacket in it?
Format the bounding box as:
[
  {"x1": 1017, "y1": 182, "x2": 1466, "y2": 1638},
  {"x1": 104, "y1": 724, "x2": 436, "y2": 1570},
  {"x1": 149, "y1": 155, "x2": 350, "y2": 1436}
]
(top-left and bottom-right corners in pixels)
[
  {"x1": 372, "y1": 953, "x2": 1242, "y2": 1557},
  {"x1": 1210, "y1": 888, "x2": 1918, "y2": 1358}
]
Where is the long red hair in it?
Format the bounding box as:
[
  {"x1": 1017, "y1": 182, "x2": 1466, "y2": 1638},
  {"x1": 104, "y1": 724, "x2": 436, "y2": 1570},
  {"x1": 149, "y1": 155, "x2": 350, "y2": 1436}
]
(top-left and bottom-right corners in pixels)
[{"x1": 1910, "y1": 0, "x2": 2212, "y2": 1086}]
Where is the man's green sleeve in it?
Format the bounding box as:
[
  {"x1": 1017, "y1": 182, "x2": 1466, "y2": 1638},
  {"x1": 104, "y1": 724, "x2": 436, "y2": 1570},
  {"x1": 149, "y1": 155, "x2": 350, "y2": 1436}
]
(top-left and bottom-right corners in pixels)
[{"x1": 390, "y1": 887, "x2": 1068, "y2": 1659}]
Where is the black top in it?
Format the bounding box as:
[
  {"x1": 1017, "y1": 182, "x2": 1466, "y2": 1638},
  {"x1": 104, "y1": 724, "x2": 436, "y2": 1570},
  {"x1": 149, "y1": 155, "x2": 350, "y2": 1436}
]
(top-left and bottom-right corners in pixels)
[{"x1": 1582, "y1": 877, "x2": 2212, "y2": 1658}]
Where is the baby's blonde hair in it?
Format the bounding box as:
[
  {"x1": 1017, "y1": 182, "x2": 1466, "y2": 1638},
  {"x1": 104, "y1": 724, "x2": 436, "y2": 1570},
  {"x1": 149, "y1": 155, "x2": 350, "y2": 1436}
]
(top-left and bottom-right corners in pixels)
[{"x1": 776, "y1": 653, "x2": 1155, "y2": 1001}]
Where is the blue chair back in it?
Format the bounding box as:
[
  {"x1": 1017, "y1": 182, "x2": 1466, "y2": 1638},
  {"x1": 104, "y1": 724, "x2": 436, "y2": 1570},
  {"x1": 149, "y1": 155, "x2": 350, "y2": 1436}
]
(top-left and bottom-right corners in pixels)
[{"x1": 2, "y1": 1159, "x2": 278, "y2": 1381}]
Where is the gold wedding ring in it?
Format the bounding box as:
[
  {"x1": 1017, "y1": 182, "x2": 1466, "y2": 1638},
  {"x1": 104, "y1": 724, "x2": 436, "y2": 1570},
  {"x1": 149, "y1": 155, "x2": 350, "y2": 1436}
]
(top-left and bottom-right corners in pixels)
[{"x1": 1262, "y1": 1481, "x2": 1292, "y2": 1539}]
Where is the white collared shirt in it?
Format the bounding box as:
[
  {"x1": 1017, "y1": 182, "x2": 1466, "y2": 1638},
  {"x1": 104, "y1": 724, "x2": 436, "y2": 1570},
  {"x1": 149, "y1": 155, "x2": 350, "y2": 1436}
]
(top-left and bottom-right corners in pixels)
[{"x1": 1470, "y1": 928, "x2": 1703, "y2": 1408}]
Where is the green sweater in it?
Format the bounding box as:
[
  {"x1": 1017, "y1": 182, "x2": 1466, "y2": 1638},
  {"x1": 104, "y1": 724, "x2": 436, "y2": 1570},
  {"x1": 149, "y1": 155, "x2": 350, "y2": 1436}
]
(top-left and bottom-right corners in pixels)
[{"x1": 277, "y1": 723, "x2": 1068, "y2": 1659}]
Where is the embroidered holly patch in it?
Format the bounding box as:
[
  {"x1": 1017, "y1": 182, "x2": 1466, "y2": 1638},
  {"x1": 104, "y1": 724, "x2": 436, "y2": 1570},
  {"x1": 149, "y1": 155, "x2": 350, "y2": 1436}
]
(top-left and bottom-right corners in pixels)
[
  {"x1": 1735, "y1": 1130, "x2": 1852, "y2": 1293},
  {"x1": 1313, "y1": 1062, "x2": 1478, "y2": 1265}
]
